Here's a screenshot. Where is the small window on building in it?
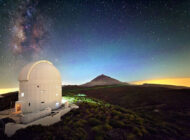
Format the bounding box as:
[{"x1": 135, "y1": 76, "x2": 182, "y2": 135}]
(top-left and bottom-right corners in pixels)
[
  {"x1": 37, "y1": 85, "x2": 39, "y2": 88},
  {"x1": 56, "y1": 93, "x2": 58, "y2": 96},
  {"x1": 29, "y1": 102, "x2": 30, "y2": 106},
  {"x1": 21, "y1": 92, "x2": 24, "y2": 97}
]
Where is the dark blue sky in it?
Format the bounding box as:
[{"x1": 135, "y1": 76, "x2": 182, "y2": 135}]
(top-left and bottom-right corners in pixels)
[{"x1": 0, "y1": 0, "x2": 190, "y2": 88}]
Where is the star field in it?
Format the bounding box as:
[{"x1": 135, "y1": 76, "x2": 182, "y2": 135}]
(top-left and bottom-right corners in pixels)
[{"x1": 0, "y1": 0, "x2": 190, "y2": 88}]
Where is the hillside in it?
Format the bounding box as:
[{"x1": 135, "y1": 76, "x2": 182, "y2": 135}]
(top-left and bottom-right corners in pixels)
[
  {"x1": 82, "y1": 74, "x2": 125, "y2": 87},
  {"x1": 61, "y1": 85, "x2": 190, "y2": 139},
  {"x1": 0, "y1": 84, "x2": 190, "y2": 139},
  {"x1": 3, "y1": 100, "x2": 186, "y2": 140}
]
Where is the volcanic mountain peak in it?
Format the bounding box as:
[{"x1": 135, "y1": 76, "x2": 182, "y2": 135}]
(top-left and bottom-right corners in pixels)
[
  {"x1": 82, "y1": 74, "x2": 124, "y2": 87},
  {"x1": 91, "y1": 74, "x2": 118, "y2": 82}
]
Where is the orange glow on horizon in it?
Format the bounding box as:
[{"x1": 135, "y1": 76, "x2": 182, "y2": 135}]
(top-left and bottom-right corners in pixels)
[
  {"x1": 132, "y1": 77, "x2": 190, "y2": 87},
  {"x1": 0, "y1": 88, "x2": 18, "y2": 95}
]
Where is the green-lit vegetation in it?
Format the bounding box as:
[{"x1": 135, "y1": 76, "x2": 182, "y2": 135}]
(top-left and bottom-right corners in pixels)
[
  {"x1": 62, "y1": 96, "x2": 97, "y2": 104},
  {"x1": 76, "y1": 93, "x2": 86, "y2": 97},
  {"x1": 62, "y1": 94, "x2": 110, "y2": 107}
]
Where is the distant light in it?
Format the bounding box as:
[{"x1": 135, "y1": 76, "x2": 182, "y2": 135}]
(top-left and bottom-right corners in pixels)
[
  {"x1": 21, "y1": 92, "x2": 24, "y2": 97},
  {"x1": 56, "y1": 93, "x2": 58, "y2": 96},
  {"x1": 62, "y1": 98, "x2": 67, "y2": 104},
  {"x1": 76, "y1": 93, "x2": 86, "y2": 97},
  {"x1": 14, "y1": 45, "x2": 18, "y2": 49},
  {"x1": 0, "y1": 88, "x2": 18, "y2": 95},
  {"x1": 62, "y1": 96, "x2": 97, "y2": 104},
  {"x1": 56, "y1": 102, "x2": 59, "y2": 107},
  {"x1": 131, "y1": 78, "x2": 190, "y2": 87}
]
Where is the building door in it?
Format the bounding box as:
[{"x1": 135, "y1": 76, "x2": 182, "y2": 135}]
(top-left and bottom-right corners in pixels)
[
  {"x1": 40, "y1": 90, "x2": 46, "y2": 110},
  {"x1": 15, "y1": 103, "x2": 21, "y2": 113}
]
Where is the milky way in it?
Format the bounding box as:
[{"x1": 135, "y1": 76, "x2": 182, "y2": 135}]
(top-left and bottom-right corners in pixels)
[
  {"x1": 0, "y1": 0, "x2": 190, "y2": 88},
  {"x1": 12, "y1": 0, "x2": 48, "y2": 58}
]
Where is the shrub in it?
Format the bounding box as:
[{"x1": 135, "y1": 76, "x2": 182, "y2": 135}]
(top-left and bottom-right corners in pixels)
[
  {"x1": 75, "y1": 114, "x2": 81, "y2": 118},
  {"x1": 139, "y1": 126, "x2": 148, "y2": 134},
  {"x1": 105, "y1": 117, "x2": 110, "y2": 124},
  {"x1": 133, "y1": 127, "x2": 143, "y2": 137},
  {"x1": 124, "y1": 114, "x2": 135, "y2": 121},
  {"x1": 75, "y1": 119, "x2": 87, "y2": 127},
  {"x1": 74, "y1": 127, "x2": 87, "y2": 140},
  {"x1": 98, "y1": 114, "x2": 107, "y2": 121},
  {"x1": 67, "y1": 120, "x2": 73, "y2": 125},
  {"x1": 111, "y1": 110, "x2": 122, "y2": 116},
  {"x1": 103, "y1": 124, "x2": 112, "y2": 131},
  {"x1": 110, "y1": 120, "x2": 125, "y2": 128},
  {"x1": 88, "y1": 118, "x2": 102, "y2": 126},
  {"x1": 91, "y1": 125, "x2": 104, "y2": 135},
  {"x1": 135, "y1": 118, "x2": 144, "y2": 125},
  {"x1": 105, "y1": 128, "x2": 128, "y2": 140},
  {"x1": 127, "y1": 133, "x2": 136, "y2": 140},
  {"x1": 94, "y1": 135, "x2": 104, "y2": 140},
  {"x1": 72, "y1": 109, "x2": 80, "y2": 116}
]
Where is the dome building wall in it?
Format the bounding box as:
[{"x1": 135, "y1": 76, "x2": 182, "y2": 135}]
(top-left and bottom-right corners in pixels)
[{"x1": 16, "y1": 60, "x2": 62, "y2": 114}]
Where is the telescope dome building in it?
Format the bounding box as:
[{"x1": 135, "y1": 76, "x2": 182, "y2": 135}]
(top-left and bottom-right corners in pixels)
[{"x1": 15, "y1": 60, "x2": 62, "y2": 114}]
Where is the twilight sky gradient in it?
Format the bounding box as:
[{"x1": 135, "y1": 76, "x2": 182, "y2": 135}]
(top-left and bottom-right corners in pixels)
[{"x1": 0, "y1": 0, "x2": 190, "y2": 88}]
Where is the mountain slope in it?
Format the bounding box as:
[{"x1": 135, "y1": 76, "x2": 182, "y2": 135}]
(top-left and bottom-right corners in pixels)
[{"x1": 82, "y1": 74, "x2": 125, "y2": 87}]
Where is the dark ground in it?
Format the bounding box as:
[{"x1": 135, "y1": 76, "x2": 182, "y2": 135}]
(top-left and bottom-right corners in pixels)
[{"x1": 0, "y1": 84, "x2": 190, "y2": 140}]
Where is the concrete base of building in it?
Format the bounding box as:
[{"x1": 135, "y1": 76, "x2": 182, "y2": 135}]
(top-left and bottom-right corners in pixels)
[{"x1": 4, "y1": 104, "x2": 79, "y2": 137}]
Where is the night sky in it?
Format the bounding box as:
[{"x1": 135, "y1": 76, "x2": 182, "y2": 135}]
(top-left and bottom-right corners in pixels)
[{"x1": 0, "y1": 0, "x2": 190, "y2": 88}]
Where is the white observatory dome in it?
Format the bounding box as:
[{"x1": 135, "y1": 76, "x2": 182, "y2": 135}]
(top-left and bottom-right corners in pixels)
[{"x1": 15, "y1": 60, "x2": 62, "y2": 114}]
